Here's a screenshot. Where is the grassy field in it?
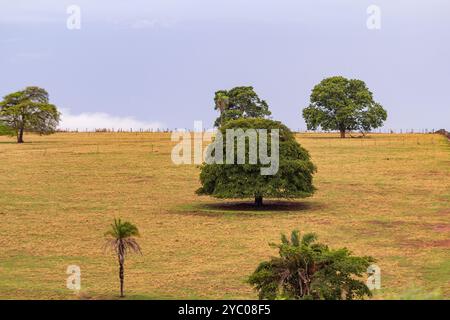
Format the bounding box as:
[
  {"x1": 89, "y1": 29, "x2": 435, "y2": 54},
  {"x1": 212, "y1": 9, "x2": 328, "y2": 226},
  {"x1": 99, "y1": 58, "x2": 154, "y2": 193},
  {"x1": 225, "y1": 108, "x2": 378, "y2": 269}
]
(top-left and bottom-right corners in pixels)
[{"x1": 0, "y1": 132, "x2": 449, "y2": 299}]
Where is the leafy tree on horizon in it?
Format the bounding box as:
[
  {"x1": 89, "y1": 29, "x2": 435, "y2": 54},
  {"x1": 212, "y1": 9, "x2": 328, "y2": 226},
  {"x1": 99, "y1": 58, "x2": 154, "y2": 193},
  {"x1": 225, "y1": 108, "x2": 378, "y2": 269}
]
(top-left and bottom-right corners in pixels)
[
  {"x1": 197, "y1": 118, "x2": 316, "y2": 206},
  {"x1": 104, "y1": 219, "x2": 142, "y2": 298},
  {"x1": 248, "y1": 230, "x2": 375, "y2": 300},
  {"x1": 214, "y1": 86, "x2": 271, "y2": 127},
  {"x1": 302, "y1": 76, "x2": 387, "y2": 138},
  {"x1": 0, "y1": 86, "x2": 60, "y2": 143}
]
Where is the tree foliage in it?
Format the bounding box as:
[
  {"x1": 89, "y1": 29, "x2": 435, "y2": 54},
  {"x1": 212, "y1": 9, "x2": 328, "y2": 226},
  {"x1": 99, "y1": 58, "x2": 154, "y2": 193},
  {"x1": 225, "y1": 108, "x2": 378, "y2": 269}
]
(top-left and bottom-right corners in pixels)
[
  {"x1": 197, "y1": 118, "x2": 316, "y2": 206},
  {"x1": 214, "y1": 86, "x2": 271, "y2": 127},
  {"x1": 0, "y1": 121, "x2": 14, "y2": 136},
  {"x1": 302, "y1": 76, "x2": 387, "y2": 138},
  {"x1": 248, "y1": 230, "x2": 375, "y2": 300},
  {"x1": 0, "y1": 86, "x2": 60, "y2": 143},
  {"x1": 104, "y1": 218, "x2": 142, "y2": 298}
]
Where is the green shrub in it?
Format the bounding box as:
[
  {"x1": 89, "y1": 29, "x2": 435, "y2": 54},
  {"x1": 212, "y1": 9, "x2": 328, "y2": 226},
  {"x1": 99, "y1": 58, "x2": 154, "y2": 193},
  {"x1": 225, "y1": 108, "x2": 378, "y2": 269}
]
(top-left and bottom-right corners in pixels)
[{"x1": 248, "y1": 230, "x2": 375, "y2": 300}]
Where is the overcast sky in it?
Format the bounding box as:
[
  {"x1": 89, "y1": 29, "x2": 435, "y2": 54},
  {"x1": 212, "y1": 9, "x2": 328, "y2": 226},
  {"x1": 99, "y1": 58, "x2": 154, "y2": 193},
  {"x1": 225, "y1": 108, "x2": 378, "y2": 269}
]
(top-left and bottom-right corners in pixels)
[{"x1": 1, "y1": 0, "x2": 449, "y2": 130}]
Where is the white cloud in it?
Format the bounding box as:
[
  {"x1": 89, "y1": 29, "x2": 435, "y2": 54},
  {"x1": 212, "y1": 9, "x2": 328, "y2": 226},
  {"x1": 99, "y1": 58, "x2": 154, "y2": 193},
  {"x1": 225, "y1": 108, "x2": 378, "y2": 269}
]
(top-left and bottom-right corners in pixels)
[{"x1": 59, "y1": 109, "x2": 165, "y2": 131}]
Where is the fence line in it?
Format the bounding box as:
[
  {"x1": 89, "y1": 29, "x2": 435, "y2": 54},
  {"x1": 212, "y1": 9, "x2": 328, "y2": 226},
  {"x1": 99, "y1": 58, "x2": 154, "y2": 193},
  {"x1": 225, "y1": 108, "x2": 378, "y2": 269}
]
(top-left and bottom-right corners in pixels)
[{"x1": 55, "y1": 128, "x2": 447, "y2": 134}]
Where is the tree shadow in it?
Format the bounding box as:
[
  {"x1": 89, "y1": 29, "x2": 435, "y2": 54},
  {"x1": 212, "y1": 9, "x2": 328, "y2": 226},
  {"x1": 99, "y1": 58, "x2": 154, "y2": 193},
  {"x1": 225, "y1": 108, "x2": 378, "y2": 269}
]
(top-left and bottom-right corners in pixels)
[
  {"x1": 0, "y1": 140, "x2": 62, "y2": 145},
  {"x1": 181, "y1": 200, "x2": 324, "y2": 217}
]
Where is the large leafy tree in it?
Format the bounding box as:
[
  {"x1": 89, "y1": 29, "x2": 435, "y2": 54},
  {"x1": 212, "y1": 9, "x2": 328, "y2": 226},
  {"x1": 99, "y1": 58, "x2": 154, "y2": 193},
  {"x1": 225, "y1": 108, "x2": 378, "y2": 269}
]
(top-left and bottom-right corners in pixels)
[
  {"x1": 302, "y1": 76, "x2": 387, "y2": 138},
  {"x1": 214, "y1": 86, "x2": 271, "y2": 127},
  {"x1": 197, "y1": 118, "x2": 316, "y2": 206},
  {"x1": 248, "y1": 230, "x2": 375, "y2": 300},
  {"x1": 104, "y1": 219, "x2": 142, "y2": 298},
  {"x1": 0, "y1": 86, "x2": 60, "y2": 143}
]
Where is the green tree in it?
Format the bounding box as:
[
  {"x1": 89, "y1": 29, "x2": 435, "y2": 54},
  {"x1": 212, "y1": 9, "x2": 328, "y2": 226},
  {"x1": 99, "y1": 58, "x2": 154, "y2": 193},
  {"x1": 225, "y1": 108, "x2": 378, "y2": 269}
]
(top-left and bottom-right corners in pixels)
[
  {"x1": 0, "y1": 86, "x2": 60, "y2": 143},
  {"x1": 248, "y1": 230, "x2": 375, "y2": 300},
  {"x1": 104, "y1": 219, "x2": 142, "y2": 298},
  {"x1": 302, "y1": 76, "x2": 387, "y2": 138},
  {"x1": 214, "y1": 86, "x2": 271, "y2": 127},
  {"x1": 197, "y1": 118, "x2": 316, "y2": 206}
]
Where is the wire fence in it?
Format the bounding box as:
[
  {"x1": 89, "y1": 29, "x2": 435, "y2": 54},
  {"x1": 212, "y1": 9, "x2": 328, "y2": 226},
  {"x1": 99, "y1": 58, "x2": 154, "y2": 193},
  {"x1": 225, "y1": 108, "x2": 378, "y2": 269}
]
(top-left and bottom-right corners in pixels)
[{"x1": 55, "y1": 128, "x2": 448, "y2": 135}]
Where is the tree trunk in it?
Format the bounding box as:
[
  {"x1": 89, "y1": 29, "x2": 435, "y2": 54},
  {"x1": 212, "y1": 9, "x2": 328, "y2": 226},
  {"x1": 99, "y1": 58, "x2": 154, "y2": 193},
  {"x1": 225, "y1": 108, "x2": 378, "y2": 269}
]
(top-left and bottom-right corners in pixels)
[
  {"x1": 119, "y1": 261, "x2": 124, "y2": 297},
  {"x1": 17, "y1": 127, "x2": 24, "y2": 143},
  {"x1": 255, "y1": 196, "x2": 263, "y2": 207},
  {"x1": 118, "y1": 248, "x2": 125, "y2": 298},
  {"x1": 339, "y1": 129, "x2": 346, "y2": 139}
]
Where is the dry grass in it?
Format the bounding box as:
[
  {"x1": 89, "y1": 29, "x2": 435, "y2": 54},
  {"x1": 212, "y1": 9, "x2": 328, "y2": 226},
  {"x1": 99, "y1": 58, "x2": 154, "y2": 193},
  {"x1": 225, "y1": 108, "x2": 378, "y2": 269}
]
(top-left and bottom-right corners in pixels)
[{"x1": 0, "y1": 132, "x2": 449, "y2": 299}]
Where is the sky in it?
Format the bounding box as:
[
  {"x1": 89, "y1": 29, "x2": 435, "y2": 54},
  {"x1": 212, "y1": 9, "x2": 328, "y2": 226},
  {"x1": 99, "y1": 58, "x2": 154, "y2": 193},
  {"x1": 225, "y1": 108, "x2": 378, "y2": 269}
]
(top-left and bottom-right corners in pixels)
[{"x1": 1, "y1": 0, "x2": 449, "y2": 131}]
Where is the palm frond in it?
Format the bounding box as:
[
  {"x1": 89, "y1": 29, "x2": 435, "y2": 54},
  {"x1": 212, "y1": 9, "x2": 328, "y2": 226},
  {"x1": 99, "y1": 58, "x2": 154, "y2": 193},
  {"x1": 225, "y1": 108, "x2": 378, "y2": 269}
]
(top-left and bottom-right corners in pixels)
[
  {"x1": 290, "y1": 230, "x2": 300, "y2": 247},
  {"x1": 105, "y1": 218, "x2": 140, "y2": 239},
  {"x1": 301, "y1": 233, "x2": 317, "y2": 246},
  {"x1": 104, "y1": 218, "x2": 142, "y2": 255}
]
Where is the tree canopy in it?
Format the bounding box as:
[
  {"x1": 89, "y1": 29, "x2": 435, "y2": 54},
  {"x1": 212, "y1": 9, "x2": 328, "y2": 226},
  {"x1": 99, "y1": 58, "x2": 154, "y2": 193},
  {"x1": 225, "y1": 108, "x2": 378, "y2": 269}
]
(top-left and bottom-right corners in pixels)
[
  {"x1": 0, "y1": 86, "x2": 60, "y2": 143},
  {"x1": 302, "y1": 76, "x2": 387, "y2": 138},
  {"x1": 214, "y1": 86, "x2": 271, "y2": 127},
  {"x1": 0, "y1": 121, "x2": 14, "y2": 136},
  {"x1": 248, "y1": 230, "x2": 375, "y2": 300},
  {"x1": 197, "y1": 118, "x2": 316, "y2": 206}
]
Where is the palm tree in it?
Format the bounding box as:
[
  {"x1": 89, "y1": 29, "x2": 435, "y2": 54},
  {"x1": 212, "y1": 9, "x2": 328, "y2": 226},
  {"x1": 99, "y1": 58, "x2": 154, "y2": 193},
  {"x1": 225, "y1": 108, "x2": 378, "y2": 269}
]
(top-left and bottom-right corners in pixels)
[{"x1": 104, "y1": 218, "x2": 142, "y2": 298}]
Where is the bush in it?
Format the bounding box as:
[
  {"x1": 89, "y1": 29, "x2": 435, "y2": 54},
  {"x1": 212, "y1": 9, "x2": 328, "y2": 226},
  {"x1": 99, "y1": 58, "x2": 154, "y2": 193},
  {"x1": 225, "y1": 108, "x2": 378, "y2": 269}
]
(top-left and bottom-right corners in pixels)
[{"x1": 248, "y1": 230, "x2": 375, "y2": 300}]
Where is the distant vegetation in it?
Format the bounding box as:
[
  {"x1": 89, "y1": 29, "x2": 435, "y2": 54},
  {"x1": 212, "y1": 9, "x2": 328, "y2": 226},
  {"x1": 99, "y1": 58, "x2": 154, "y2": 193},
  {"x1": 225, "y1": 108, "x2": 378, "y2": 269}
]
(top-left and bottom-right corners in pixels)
[
  {"x1": 213, "y1": 86, "x2": 271, "y2": 127},
  {"x1": 436, "y1": 129, "x2": 450, "y2": 140},
  {"x1": 0, "y1": 86, "x2": 60, "y2": 143},
  {"x1": 302, "y1": 76, "x2": 387, "y2": 138}
]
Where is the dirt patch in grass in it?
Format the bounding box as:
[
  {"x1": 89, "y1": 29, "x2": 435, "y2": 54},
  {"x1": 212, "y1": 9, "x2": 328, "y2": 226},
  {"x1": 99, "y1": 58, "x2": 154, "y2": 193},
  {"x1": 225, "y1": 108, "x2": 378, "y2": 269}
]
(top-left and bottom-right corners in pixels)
[
  {"x1": 369, "y1": 219, "x2": 450, "y2": 234},
  {"x1": 431, "y1": 224, "x2": 450, "y2": 233},
  {"x1": 399, "y1": 239, "x2": 450, "y2": 249},
  {"x1": 430, "y1": 240, "x2": 450, "y2": 248},
  {"x1": 367, "y1": 220, "x2": 407, "y2": 228}
]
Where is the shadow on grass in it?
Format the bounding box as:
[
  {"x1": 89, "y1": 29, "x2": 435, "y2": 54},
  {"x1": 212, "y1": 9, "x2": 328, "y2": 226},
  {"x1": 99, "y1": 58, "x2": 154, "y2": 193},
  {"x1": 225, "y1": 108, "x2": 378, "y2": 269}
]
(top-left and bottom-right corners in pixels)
[
  {"x1": 178, "y1": 200, "x2": 324, "y2": 217},
  {"x1": 0, "y1": 141, "x2": 54, "y2": 145}
]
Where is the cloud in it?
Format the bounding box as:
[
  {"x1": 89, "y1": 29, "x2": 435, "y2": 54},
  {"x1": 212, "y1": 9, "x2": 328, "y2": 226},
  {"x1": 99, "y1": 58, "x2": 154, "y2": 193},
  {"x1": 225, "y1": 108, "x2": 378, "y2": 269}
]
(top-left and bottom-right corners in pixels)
[{"x1": 59, "y1": 109, "x2": 165, "y2": 131}]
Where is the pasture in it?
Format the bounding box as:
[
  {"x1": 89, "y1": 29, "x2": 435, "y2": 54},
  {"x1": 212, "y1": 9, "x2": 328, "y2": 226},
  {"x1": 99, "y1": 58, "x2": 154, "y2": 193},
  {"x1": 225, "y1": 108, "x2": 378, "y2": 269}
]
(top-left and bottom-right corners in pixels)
[{"x1": 0, "y1": 132, "x2": 449, "y2": 299}]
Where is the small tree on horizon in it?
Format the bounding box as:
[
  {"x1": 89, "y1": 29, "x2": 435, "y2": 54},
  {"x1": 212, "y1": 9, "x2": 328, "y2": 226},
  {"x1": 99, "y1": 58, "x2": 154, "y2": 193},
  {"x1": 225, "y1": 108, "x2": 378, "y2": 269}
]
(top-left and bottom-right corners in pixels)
[
  {"x1": 302, "y1": 76, "x2": 387, "y2": 138},
  {"x1": 214, "y1": 86, "x2": 271, "y2": 127},
  {"x1": 0, "y1": 86, "x2": 60, "y2": 143},
  {"x1": 104, "y1": 219, "x2": 142, "y2": 298},
  {"x1": 197, "y1": 118, "x2": 316, "y2": 206}
]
